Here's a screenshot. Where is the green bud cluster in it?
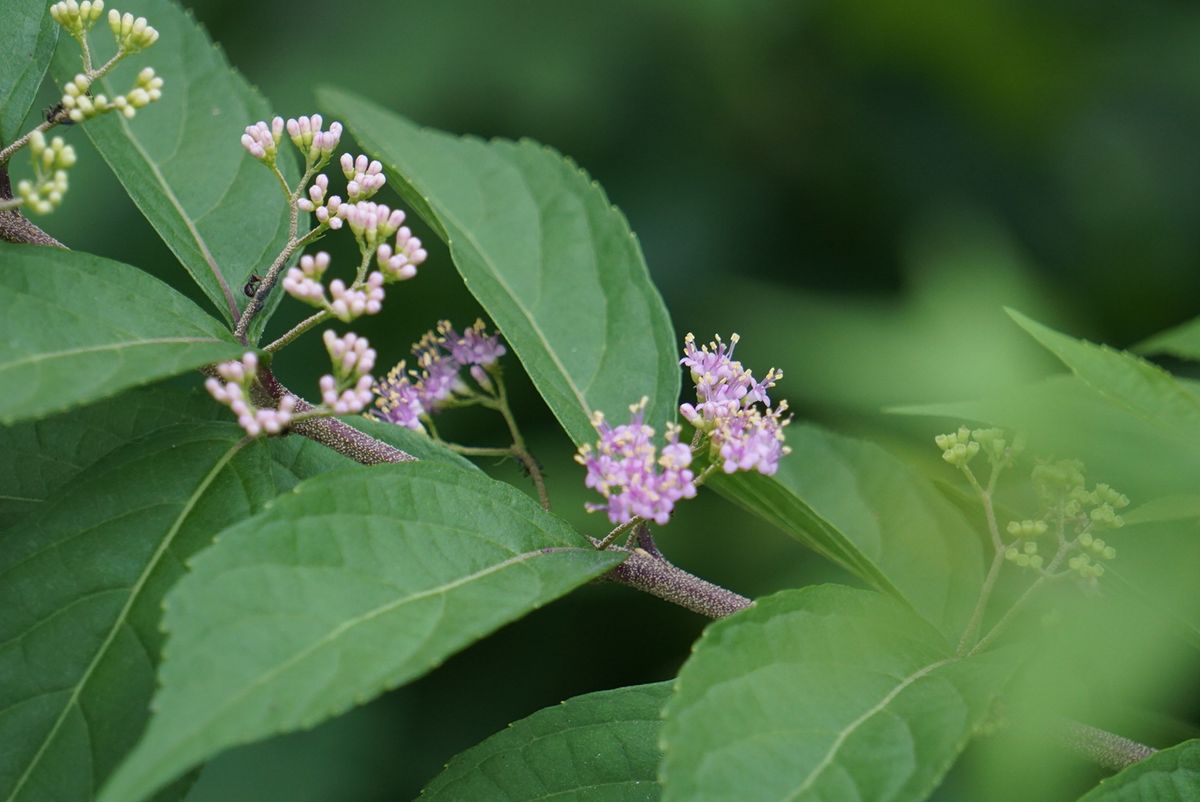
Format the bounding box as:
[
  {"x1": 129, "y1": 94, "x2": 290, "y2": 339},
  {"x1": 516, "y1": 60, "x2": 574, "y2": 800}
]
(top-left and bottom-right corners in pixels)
[
  {"x1": 1032, "y1": 458, "x2": 1086, "y2": 502},
  {"x1": 60, "y1": 67, "x2": 163, "y2": 123},
  {"x1": 16, "y1": 131, "x2": 76, "y2": 215},
  {"x1": 935, "y1": 425, "x2": 1022, "y2": 468},
  {"x1": 1068, "y1": 553, "x2": 1105, "y2": 580},
  {"x1": 1006, "y1": 519, "x2": 1048, "y2": 539},
  {"x1": 934, "y1": 427, "x2": 980, "y2": 466},
  {"x1": 1078, "y1": 532, "x2": 1117, "y2": 561},
  {"x1": 1005, "y1": 540, "x2": 1044, "y2": 570}
]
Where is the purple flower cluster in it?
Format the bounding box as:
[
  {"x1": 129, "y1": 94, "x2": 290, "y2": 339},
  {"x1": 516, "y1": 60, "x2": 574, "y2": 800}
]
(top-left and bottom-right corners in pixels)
[
  {"x1": 372, "y1": 320, "x2": 506, "y2": 430},
  {"x1": 575, "y1": 401, "x2": 697, "y2": 526},
  {"x1": 680, "y1": 333, "x2": 789, "y2": 476}
]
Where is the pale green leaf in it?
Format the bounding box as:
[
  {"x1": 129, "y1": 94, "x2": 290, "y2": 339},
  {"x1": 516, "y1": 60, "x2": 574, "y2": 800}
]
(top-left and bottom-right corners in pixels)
[
  {"x1": 709, "y1": 424, "x2": 984, "y2": 635},
  {"x1": 419, "y1": 683, "x2": 669, "y2": 802},
  {"x1": 660, "y1": 586, "x2": 1012, "y2": 802},
  {"x1": 0, "y1": 422, "x2": 335, "y2": 802},
  {"x1": 100, "y1": 461, "x2": 625, "y2": 802},
  {"x1": 0, "y1": 0, "x2": 58, "y2": 143},
  {"x1": 0, "y1": 243, "x2": 245, "y2": 425},
  {"x1": 318, "y1": 87, "x2": 679, "y2": 447},
  {"x1": 1008, "y1": 309, "x2": 1200, "y2": 429},
  {"x1": 51, "y1": 0, "x2": 296, "y2": 329},
  {"x1": 1135, "y1": 316, "x2": 1200, "y2": 362},
  {"x1": 1077, "y1": 740, "x2": 1200, "y2": 801}
]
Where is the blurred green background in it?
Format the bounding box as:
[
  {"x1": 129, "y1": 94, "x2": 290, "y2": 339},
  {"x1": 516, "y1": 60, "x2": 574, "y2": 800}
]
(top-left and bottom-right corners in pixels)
[{"x1": 21, "y1": 0, "x2": 1200, "y2": 798}]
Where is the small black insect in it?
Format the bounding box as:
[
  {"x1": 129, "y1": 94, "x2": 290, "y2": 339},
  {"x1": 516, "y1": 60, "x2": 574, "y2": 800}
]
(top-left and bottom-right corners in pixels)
[{"x1": 243, "y1": 273, "x2": 264, "y2": 297}]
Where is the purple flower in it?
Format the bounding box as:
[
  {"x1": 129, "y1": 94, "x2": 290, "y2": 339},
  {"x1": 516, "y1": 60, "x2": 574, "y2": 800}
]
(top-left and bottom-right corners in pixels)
[
  {"x1": 679, "y1": 332, "x2": 783, "y2": 429},
  {"x1": 372, "y1": 363, "x2": 425, "y2": 430},
  {"x1": 712, "y1": 403, "x2": 790, "y2": 476},
  {"x1": 439, "y1": 319, "x2": 507, "y2": 366},
  {"x1": 371, "y1": 320, "x2": 506, "y2": 431},
  {"x1": 576, "y1": 402, "x2": 696, "y2": 526},
  {"x1": 680, "y1": 332, "x2": 791, "y2": 475}
]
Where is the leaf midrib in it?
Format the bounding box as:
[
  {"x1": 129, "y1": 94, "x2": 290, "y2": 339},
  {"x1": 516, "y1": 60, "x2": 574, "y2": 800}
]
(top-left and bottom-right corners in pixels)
[
  {"x1": 780, "y1": 655, "x2": 956, "y2": 802},
  {"x1": 434, "y1": 173, "x2": 594, "y2": 427},
  {"x1": 106, "y1": 94, "x2": 240, "y2": 323},
  {"x1": 0, "y1": 337, "x2": 231, "y2": 371},
  {"x1": 152, "y1": 545, "x2": 597, "y2": 765},
  {"x1": 4, "y1": 439, "x2": 245, "y2": 802}
]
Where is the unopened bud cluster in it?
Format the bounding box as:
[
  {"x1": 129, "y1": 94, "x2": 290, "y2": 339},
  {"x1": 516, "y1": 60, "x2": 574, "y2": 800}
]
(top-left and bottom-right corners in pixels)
[
  {"x1": 108, "y1": 9, "x2": 159, "y2": 52},
  {"x1": 373, "y1": 320, "x2": 506, "y2": 430},
  {"x1": 49, "y1": 0, "x2": 104, "y2": 37},
  {"x1": 242, "y1": 114, "x2": 342, "y2": 170},
  {"x1": 319, "y1": 331, "x2": 375, "y2": 414},
  {"x1": 282, "y1": 252, "x2": 386, "y2": 323},
  {"x1": 60, "y1": 66, "x2": 163, "y2": 122},
  {"x1": 937, "y1": 427, "x2": 1129, "y2": 585},
  {"x1": 204, "y1": 353, "x2": 296, "y2": 437},
  {"x1": 16, "y1": 131, "x2": 76, "y2": 215},
  {"x1": 935, "y1": 426, "x2": 1022, "y2": 468},
  {"x1": 205, "y1": 333, "x2": 379, "y2": 437}
]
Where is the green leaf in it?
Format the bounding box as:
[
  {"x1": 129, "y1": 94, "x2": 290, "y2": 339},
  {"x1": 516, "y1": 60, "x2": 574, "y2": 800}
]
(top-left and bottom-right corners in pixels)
[
  {"x1": 1124, "y1": 495, "x2": 1200, "y2": 526},
  {"x1": 99, "y1": 461, "x2": 625, "y2": 802},
  {"x1": 0, "y1": 0, "x2": 58, "y2": 143},
  {"x1": 0, "y1": 386, "x2": 222, "y2": 525},
  {"x1": 318, "y1": 87, "x2": 680, "y2": 447},
  {"x1": 709, "y1": 424, "x2": 983, "y2": 635},
  {"x1": 660, "y1": 586, "x2": 1012, "y2": 802},
  {"x1": 51, "y1": 0, "x2": 295, "y2": 328},
  {"x1": 0, "y1": 243, "x2": 246, "y2": 425},
  {"x1": 1077, "y1": 739, "x2": 1200, "y2": 801},
  {"x1": 1007, "y1": 309, "x2": 1200, "y2": 429},
  {"x1": 0, "y1": 422, "x2": 325, "y2": 802},
  {"x1": 419, "y1": 683, "x2": 670, "y2": 802},
  {"x1": 1135, "y1": 316, "x2": 1200, "y2": 362}
]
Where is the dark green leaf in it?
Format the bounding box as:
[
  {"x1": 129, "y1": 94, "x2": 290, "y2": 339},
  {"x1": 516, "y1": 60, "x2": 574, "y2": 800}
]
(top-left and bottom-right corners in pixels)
[
  {"x1": 419, "y1": 683, "x2": 670, "y2": 802},
  {"x1": 51, "y1": 0, "x2": 296, "y2": 328},
  {"x1": 0, "y1": 386, "x2": 221, "y2": 526},
  {"x1": 0, "y1": 422, "x2": 325, "y2": 802},
  {"x1": 0, "y1": 244, "x2": 245, "y2": 424},
  {"x1": 0, "y1": 0, "x2": 58, "y2": 143},
  {"x1": 660, "y1": 586, "x2": 1012, "y2": 802},
  {"x1": 1077, "y1": 739, "x2": 1200, "y2": 801},
  {"x1": 318, "y1": 87, "x2": 680, "y2": 447},
  {"x1": 99, "y1": 461, "x2": 625, "y2": 802},
  {"x1": 709, "y1": 424, "x2": 983, "y2": 635}
]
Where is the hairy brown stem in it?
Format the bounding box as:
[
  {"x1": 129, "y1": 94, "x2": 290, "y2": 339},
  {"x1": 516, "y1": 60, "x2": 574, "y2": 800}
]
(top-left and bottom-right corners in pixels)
[
  {"x1": 603, "y1": 541, "x2": 752, "y2": 619},
  {"x1": 254, "y1": 368, "x2": 416, "y2": 464}
]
